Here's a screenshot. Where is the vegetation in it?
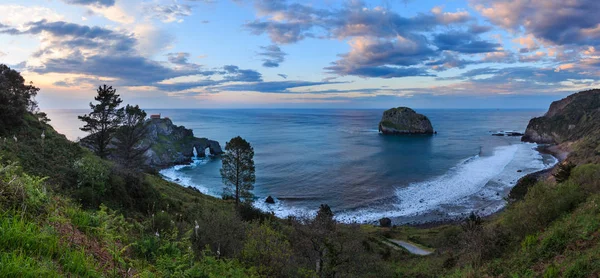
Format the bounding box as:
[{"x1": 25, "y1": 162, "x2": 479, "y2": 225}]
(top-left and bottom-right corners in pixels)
[
  {"x1": 111, "y1": 105, "x2": 150, "y2": 169},
  {"x1": 78, "y1": 85, "x2": 125, "y2": 158},
  {"x1": 220, "y1": 136, "x2": 256, "y2": 206},
  {"x1": 0, "y1": 64, "x2": 40, "y2": 135},
  {"x1": 1, "y1": 65, "x2": 600, "y2": 277}
]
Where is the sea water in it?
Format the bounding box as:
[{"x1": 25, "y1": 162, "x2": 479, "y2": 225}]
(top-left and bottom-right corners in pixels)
[{"x1": 47, "y1": 109, "x2": 557, "y2": 224}]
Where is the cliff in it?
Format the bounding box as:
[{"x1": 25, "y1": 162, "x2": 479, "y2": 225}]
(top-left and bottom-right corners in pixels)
[
  {"x1": 378, "y1": 107, "x2": 434, "y2": 135},
  {"x1": 522, "y1": 89, "x2": 600, "y2": 144},
  {"x1": 81, "y1": 118, "x2": 223, "y2": 169},
  {"x1": 142, "y1": 118, "x2": 222, "y2": 168}
]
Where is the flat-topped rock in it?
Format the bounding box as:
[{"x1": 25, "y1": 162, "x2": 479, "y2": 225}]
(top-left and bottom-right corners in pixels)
[{"x1": 378, "y1": 107, "x2": 434, "y2": 135}]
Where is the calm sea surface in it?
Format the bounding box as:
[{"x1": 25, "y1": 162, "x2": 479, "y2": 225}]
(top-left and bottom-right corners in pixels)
[{"x1": 46, "y1": 109, "x2": 557, "y2": 224}]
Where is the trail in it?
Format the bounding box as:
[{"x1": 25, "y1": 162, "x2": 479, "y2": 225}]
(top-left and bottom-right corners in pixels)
[{"x1": 385, "y1": 239, "x2": 433, "y2": 256}]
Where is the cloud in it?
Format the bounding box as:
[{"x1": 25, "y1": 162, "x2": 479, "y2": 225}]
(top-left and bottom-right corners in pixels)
[
  {"x1": 258, "y1": 44, "x2": 286, "y2": 67},
  {"x1": 325, "y1": 36, "x2": 435, "y2": 78},
  {"x1": 222, "y1": 65, "x2": 263, "y2": 82},
  {"x1": 473, "y1": 0, "x2": 600, "y2": 47},
  {"x1": 0, "y1": 5, "x2": 64, "y2": 27},
  {"x1": 145, "y1": 3, "x2": 192, "y2": 23},
  {"x1": 216, "y1": 80, "x2": 341, "y2": 93},
  {"x1": 63, "y1": 0, "x2": 115, "y2": 7},
  {"x1": 245, "y1": 0, "x2": 472, "y2": 44},
  {"x1": 426, "y1": 52, "x2": 477, "y2": 71},
  {"x1": 433, "y1": 31, "x2": 500, "y2": 53}
]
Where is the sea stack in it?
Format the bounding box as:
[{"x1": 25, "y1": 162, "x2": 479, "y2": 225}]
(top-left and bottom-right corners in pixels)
[{"x1": 378, "y1": 107, "x2": 434, "y2": 135}]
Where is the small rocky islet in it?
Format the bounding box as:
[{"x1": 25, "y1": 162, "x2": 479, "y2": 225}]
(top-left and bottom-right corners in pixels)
[{"x1": 378, "y1": 107, "x2": 435, "y2": 135}]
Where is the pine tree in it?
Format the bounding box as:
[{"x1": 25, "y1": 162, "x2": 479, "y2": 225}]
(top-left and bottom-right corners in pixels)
[
  {"x1": 112, "y1": 105, "x2": 150, "y2": 169},
  {"x1": 220, "y1": 136, "x2": 256, "y2": 206},
  {"x1": 78, "y1": 85, "x2": 124, "y2": 158}
]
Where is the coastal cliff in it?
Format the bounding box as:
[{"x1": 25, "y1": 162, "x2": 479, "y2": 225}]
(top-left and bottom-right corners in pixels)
[
  {"x1": 81, "y1": 118, "x2": 223, "y2": 168},
  {"x1": 142, "y1": 118, "x2": 223, "y2": 168},
  {"x1": 522, "y1": 89, "x2": 600, "y2": 145},
  {"x1": 378, "y1": 107, "x2": 434, "y2": 135}
]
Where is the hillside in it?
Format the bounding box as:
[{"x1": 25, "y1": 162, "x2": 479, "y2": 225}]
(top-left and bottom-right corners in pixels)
[
  {"x1": 1, "y1": 87, "x2": 600, "y2": 277},
  {"x1": 522, "y1": 89, "x2": 600, "y2": 164}
]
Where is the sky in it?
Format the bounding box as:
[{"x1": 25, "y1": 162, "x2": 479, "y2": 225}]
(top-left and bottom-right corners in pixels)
[{"x1": 1, "y1": 0, "x2": 600, "y2": 109}]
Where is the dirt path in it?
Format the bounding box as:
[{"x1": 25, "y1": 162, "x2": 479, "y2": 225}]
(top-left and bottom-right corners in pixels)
[{"x1": 386, "y1": 239, "x2": 433, "y2": 255}]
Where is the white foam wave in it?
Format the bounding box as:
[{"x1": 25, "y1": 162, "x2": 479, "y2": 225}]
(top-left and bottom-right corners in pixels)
[
  {"x1": 253, "y1": 197, "x2": 318, "y2": 219},
  {"x1": 159, "y1": 158, "x2": 212, "y2": 195},
  {"x1": 334, "y1": 143, "x2": 557, "y2": 223}
]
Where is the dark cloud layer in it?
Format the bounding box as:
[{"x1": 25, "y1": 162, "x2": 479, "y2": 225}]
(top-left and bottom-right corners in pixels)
[
  {"x1": 63, "y1": 0, "x2": 115, "y2": 7},
  {"x1": 258, "y1": 45, "x2": 287, "y2": 68},
  {"x1": 433, "y1": 32, "x2": 500, "y2": 53}
]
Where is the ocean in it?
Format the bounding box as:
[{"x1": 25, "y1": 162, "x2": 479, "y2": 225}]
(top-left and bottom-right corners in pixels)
[{"x1": 46, "y1": 109, "x2": 557, "y2": 224}]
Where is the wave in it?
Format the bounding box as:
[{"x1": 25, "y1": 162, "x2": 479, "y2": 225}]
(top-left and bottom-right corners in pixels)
[
  {"x1": 334, "y1": 143, "x2": 557, "y2": 223},
  {"x1": 159, "y1": 158, "x2": 212, "y2": 195}
]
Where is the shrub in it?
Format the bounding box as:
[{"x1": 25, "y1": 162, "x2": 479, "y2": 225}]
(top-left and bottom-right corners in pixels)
[
  {"x1": 0, "y1": 162, "x2": 49, "y2": 214},
  {"x1": 191, "y1": 208, "x2": 247, "y2": 258},
  {"x1": 503, "y1": 181, "x2": 583, "y2": 239},
  {"x1": 240, "y1": 220, "x2": 293, "y2": 277},
  {"x1": 73, "y1": 154, "x2": 111, "y2": 207},
  {"x1": 569, "y1": 164, "x2": 600, "y2": 194}
]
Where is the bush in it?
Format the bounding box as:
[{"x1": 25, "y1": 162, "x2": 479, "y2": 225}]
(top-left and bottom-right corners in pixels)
[
  {"x1": 503, "y1": 181, "x2": 584, "y2": 239},
  {"x1": 570, "y1": 164, "x2": 600, "y2": 194},
  {"x1": 240, "y1": 220, "x2": 293, "y2": 277},
  {"x1": 73, "y1": 154, "x2": 111, "y2": 207},
  {"x1": 0, "y1": 162, "x2": 49, "y2": 214},
  {"x1": 191, "y1": 208, "x2": 247, "y2": 258}
]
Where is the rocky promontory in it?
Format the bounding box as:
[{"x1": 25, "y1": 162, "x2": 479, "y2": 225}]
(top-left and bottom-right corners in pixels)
[
  {"x1": 522, "y1": 89, "x2": 600, "y2": 145},
  {"x1": 81, "y1": 117, "x2": 222, "y2": 169},
  {"x1": 378, "y1": 107, "x2": 434, "y2": 135},
  {"x1": 142, "y1": 118, "x2": 222, "y2": 168}
]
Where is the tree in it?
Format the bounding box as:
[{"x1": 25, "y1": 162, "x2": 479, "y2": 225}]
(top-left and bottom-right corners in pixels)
[
  {"x1": 0, "y1": 64, "x2": 40, "y2": 134},
  {"x1": 220, "y1": 136, "x2": 255, "y2": 206},
  {"x1": 112, "y1": 105, "x2": 150, "y2": 169},
  {"x1": 78, "y1": 85, "x2": 124, "y2": 158}
]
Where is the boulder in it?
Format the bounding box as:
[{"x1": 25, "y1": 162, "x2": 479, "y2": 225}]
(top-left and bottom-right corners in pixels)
[
  {"x1": 378, "y1": 107, "x2": 434, "y2": 135},
  {"x1": 379, "y1": 217, "x2": 392, "y2": 228},
  {"x1": 265, "y1": 196, "x2": 275, "y2": 204}
]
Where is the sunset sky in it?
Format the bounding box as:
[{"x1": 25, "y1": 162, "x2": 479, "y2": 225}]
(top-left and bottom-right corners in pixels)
[{"x1": 1, "y1": 0, "x2": 599, "y2": 109}]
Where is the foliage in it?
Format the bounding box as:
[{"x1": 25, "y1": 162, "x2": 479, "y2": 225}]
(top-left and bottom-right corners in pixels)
[
  {"x1": 111, "y1": 104, "x2": 150, "y2": 169},
  {"x1": 220, "y1": 136, "x2": 256, "y2": 206},
  {"x1": 241, "y1": 220, "x2": 293, "y2": 277},
  {"x1": 78, "y1": 85, "x2": 124, "y2": 158},
  {"x1": 73, "y1": 154, "x2": 112, "y2": 207},
  {"x1": 0, "y1": 64, "x2": 39, "y2": 135}
]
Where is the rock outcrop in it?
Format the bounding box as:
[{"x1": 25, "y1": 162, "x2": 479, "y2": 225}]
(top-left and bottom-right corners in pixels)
[
  {"x1": 142, "y1": 118, "x2": 222, "y2": 168},
  {"x1": 81, "y1": 118, "x2": 222, "y2": 169},
  {"x1": 522, "y1": 89, "x2": 600, "y2": 144},
  {"x1": 378, "y1": 107, "x2": 434, "y2": 135}
]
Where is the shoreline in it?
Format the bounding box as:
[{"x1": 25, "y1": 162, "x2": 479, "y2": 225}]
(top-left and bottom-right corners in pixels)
[
  {"x1": 403, "y1": 143, "x2": 566, "y2": 228},
  {"x1": 159, "y1": 142, "x2": 566, "y2": 229}
]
